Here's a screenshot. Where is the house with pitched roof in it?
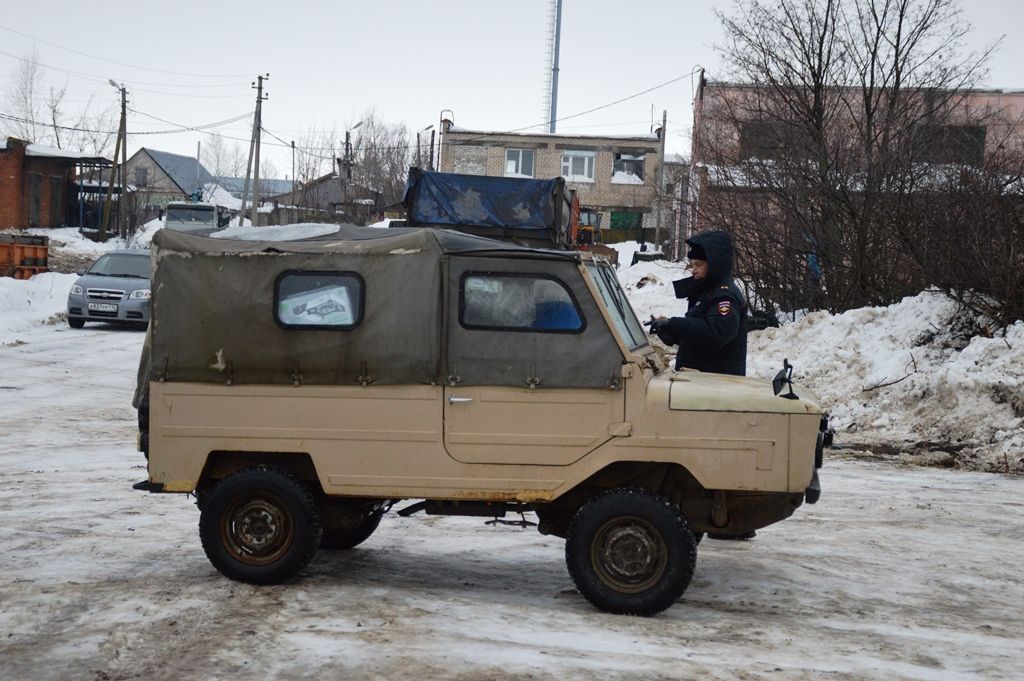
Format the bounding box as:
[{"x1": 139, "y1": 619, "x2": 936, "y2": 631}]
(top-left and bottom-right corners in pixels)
[{"x1": 124, "y1": 148, "x2": 214, "y2": 209}]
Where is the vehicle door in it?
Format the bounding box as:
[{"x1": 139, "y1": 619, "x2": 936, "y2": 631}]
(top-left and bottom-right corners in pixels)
[{"x1": 443, "y1": 256, "x2": 625, "y2": 466}]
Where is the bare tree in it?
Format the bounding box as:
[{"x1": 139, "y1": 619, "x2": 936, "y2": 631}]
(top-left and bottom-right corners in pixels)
[
  {"x1": 704, "y1": 0, "x2": 1001, "y2": 314},
  {"x1": 350, "y1": 108, "x2": 412, "y2": 207},
  {"x1": 3, "y1": 48, "x2": 43, "y2": 142}
]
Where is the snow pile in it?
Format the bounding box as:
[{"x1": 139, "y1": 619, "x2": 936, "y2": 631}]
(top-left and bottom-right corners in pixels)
[
  {"x1": 747, "y1": 296, "x2": 1024, "y2": 472},
  {"x1": 210, "y1": 223, "x2": 340, "y2": 241},
  {"x1": 203, "y1": 182, "x2": 243, "y2": 209},
  {"x1": 24, "y1": 227, "x2": 130, "y2": 254},
  {"x1": 608, "y1": 241, "x2": 1024, "y2": 472},
  {"x1": 0, "y1": 272, "x2": 77, "y2": 341},
  {"x1": 127, "y1": 217, "x2": 164, "y2": 248}
]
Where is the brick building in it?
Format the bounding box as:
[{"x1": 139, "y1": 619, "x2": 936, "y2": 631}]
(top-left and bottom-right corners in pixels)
[
  {"x1": 439, "y1": 123, "x2": 669, "y2": 243},
  {"x1": 0, "y1": 137, "x2": 109, "y2": 230},
  {"x1": 688, "y1": 78, "x2": 1024, "y2": 235}
]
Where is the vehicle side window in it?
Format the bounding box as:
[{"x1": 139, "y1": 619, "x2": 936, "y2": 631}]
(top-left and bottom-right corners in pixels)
[
  {"x1": 274, "y1": 271, "x2": 363, "y2": 330},
  {"x1": 460, "y1": 273, "x2": 584, "y2": 333}
]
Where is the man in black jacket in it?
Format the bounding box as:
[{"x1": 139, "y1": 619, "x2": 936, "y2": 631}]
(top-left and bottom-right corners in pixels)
[{"x1": 650, "y1": 230, "x2": 748, "y2": 376}]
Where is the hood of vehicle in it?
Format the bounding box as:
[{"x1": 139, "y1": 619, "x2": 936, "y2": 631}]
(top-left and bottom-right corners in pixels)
[
  {"x1": 648, "y1": 370, "x2": 822, "y2": 415},
  {"x1": 73, "y1": 273, "x2": 150, "y2": 291}
]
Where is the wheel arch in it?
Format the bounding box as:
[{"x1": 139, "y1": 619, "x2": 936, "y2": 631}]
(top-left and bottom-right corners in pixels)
[
  {"x1": 535, "y1": 461, "x2": 709, "y2": 538},
  {"x1": 197, "y1": 450, "x2": 323, "y2": 494}
]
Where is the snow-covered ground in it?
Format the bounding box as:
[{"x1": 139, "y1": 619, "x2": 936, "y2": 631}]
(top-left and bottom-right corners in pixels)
[
  {"x1": 0, "y1": 319, "x2": 1022, "y2": 679},
  {"x1": 1, "y1": 228, "x2": 1022, "y2": 679}
]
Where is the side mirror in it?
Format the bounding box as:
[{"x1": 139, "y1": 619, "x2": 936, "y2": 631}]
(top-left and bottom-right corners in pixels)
[
  {"x1": 76, "y1": 269, "x2": 86, "y2": 276},
  {"x1": 773, "y1": 359, "x2": 799, "y2": 400}
]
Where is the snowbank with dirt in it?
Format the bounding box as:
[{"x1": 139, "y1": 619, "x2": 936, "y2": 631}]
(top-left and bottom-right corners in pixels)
[{"x1": 609, "y1": 242, "x2": 1024, "y2": 472}]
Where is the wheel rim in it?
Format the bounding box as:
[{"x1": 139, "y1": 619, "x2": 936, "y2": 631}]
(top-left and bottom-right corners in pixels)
[
  {"x1": 590, "y1": 515, "x2": 668, "y2": 594},
  {"x1": 220, "y1": 492, "x2": 294, "y2": 566}
]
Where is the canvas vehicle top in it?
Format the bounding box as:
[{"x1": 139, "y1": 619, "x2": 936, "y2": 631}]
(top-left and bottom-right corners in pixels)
[{"x1": 136, "y1": 224, "x2": 828, "y2": 616}]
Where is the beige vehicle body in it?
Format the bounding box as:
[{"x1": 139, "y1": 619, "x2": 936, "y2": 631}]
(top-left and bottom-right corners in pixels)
[{"x1": 136, "y1": 226, "x2": 826, "y2": 614}]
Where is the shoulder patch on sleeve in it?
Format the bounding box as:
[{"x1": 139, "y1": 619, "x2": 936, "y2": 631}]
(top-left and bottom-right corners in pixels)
[{"x1": 716, "y1": 300, "x2": 732, "y2": 316}]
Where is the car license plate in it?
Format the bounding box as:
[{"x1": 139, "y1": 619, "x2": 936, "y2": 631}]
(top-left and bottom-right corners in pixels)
[{"x1": 88, "y1": 303, "x2": 117, "y2": 312}]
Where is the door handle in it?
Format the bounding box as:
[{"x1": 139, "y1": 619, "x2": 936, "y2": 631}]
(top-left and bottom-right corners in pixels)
[{"x1": 448, "y1": 395, "x2": 474, "y2": 404}]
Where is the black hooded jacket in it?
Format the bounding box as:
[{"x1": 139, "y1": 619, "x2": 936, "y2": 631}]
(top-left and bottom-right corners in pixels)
[{"x1": 658, "y1": 230, "x2": 747, "y2": 375}]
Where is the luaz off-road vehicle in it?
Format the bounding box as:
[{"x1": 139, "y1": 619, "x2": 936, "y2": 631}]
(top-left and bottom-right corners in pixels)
[{"x1": 134, "y1": 225, "x2": 826, "y2": 616}]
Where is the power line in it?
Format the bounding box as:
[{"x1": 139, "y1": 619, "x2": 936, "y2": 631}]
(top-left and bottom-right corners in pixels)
[
  {"x1": 0, "y1": 109, "x2": 252, "y2": 136},
  {"x1": 0, "y1": 23, "x2": 249, "y2": 79},
  {"x1": 0, "y1": 48, "x2": 247, "y2": 91}
]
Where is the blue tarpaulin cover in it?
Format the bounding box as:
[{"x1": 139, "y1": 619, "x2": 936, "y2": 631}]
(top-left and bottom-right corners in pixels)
[{"x1": 404, "y1": 169, "x2": 558, "y2": 231}]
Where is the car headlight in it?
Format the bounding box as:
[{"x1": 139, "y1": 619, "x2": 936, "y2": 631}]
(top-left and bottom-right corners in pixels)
[
  {"x1": 70, "y1": 284, "x2": 83, "y2": 296},
  {"x1": 129, "y1": 289, "x2": 151, "y2": 300}
]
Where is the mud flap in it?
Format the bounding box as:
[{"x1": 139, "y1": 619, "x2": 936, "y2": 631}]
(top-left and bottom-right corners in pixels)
[{"x1": 805, "y1": 470, "x2": 821, "y2": 504}]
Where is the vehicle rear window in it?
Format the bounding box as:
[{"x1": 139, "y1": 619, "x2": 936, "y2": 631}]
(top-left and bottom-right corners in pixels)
[
  {"x1": 460, "y1": 273, "x2": 584, "y2": 333},
  {"x1": 274, "y1": 271, "x2": 363, "y2": 330}
]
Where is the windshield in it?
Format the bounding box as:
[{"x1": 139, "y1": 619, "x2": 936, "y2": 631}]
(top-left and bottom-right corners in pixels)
[
  {"x1": 586, "y1": 261, "x2": 648, "y2": 351},
  {"x1": 165, "y1": 206, "x2": 216, "y2": 228},
  {"x1": 88, "y1": 254, "x2": 150, "y2": 278}
]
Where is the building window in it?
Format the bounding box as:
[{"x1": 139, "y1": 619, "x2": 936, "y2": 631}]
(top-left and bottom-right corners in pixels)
[
  {"x1": 739, "y1": 120, "x2": 788, "y2": 161},
  {"x1": 915, "y1": 125, "x2": 987, "y2": 166},
  {"x1": 134, "y1": 167, "x2": 148, "y2": 186},
  {"x1": 505, "y1": 148, "x2": 535, "y2": 177},
  {"x1": 460, "y1": 273, "x2": 584, "y2": 333},
  {"x1": 561, "y1": 150, "x2": 595, "y2": 182},
  {"x1": 612, "y1": 153, "x2": 645, "y2": 184},
  {"x1": 274, "y1": 271, "x2": 363, "y2": 330}
]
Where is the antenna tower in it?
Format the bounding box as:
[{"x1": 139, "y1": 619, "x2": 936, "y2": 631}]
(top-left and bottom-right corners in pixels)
[{"x1": 541, "y1": 0, "x2": 563, "y2": 133}]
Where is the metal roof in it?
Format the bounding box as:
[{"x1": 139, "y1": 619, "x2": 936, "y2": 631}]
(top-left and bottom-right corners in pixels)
[{"x1": 143, "y1": 148, "x2": 214, "y2": 195}]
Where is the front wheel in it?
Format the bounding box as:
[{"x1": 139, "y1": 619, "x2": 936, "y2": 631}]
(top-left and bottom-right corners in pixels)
[
  {"x1": 68, "y1": 317, "x2": 85, "y2": 329},
  {"x1": 199, "y1": 466, "x2": 322, "y2": 584},
  {"x1": 565, "y1": 487, "x2": 697, "y2": 616}
]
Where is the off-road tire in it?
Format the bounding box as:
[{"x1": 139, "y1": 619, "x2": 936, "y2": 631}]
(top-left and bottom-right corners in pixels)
[
  {"x1": 199, "y1": 466, "x2": 322, "y2": 585},
  {"x1": 68, "y1": 317, "x2": 85, "y2": 329},
  {"x1": 565, "y1": 487, "x2": 697, "y2": 616},
  {"x1": 320, "y1": 511, "x2": 383, "y2": 550}
]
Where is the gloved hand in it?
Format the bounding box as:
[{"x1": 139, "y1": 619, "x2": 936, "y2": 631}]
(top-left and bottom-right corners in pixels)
[{"x1": 647, "y1": 318, "x2": 676, "y2": 346}]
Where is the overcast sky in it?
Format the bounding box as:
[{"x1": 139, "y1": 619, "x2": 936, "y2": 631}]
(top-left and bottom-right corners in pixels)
[{"x1": 1, "y1": 0, "x2": 1021, "y2": 177}]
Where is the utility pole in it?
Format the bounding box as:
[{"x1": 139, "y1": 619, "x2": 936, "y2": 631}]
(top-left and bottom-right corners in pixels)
[
  {"x1": 290, "y1": 140, "x2": 296, "y2": 217},
  {"x1": 654, "y1": 109, "x2": 667, "y2": 251},
  {"x1": 428, "y1": 129, "x2": 435, "y2": 170},
  {"x1": 338, "y1": 121, "x2": 362, "y2": 219},
  {"x1": 237, "y1": 74, "x2": 268, "y2": 226},
  {"x1": 250, "y1": 74, "x2": 269, "y2": 227},
  {"x1": 118, "y1": 85, "x2": 127, "y2": 239},
  {"x1": 100, "y1": 83, "x2": 127, "y2": 241}
]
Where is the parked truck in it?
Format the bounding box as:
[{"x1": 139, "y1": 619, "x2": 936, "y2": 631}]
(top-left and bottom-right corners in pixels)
[{"x1": 163, "y1": 201, "x2": 226, "y2": 233}]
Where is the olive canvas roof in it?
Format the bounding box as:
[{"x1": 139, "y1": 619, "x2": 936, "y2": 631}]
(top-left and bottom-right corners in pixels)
[
  {"x1": 143, "y1": 225, "x2": 614, "y2": 394},
  {"x1": 152, "y1": 224, "x2": 581, "y2": 261}
]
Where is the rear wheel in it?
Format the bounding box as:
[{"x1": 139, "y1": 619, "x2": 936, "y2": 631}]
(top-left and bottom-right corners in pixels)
[
  {"x1": 565, "y1": 487, "x2": 697, "y2": 616},
  {"x1": 199, "y1": 466, "x2": 321, "y2": 584},
  {"x1": 68, "y1": 317, "x2": 85, "y2": 329}
]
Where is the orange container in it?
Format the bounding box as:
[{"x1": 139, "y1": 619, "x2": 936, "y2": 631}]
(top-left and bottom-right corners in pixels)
[{"x1": 0, "y1": 234, "x2": 49, "y2": 279}]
